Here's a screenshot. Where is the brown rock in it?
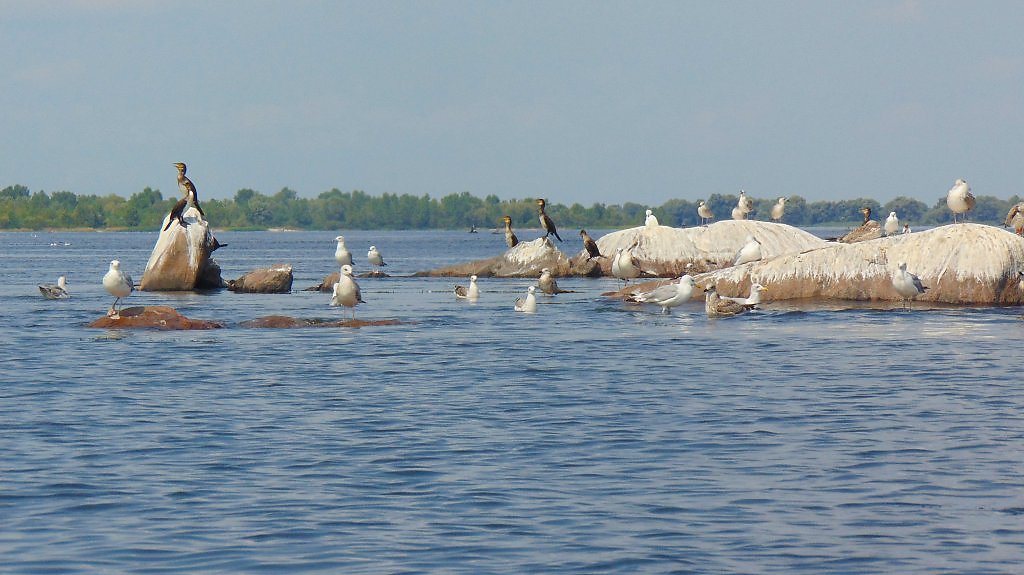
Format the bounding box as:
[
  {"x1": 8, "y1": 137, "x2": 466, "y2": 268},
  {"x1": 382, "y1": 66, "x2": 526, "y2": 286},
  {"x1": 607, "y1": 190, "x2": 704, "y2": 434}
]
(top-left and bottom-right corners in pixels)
[
  {"x1": 87, "y1": 306, "x2": 224, "y2": 330},
  {"x1": 227, "y1": 264, "x2": 294, "y2": 293},
  {"x1": 140, "y1": 207, "x2": 225, "y2": 291},
  {"x1": 416, "y1": 238, "x2": 571, "y2": 278}
]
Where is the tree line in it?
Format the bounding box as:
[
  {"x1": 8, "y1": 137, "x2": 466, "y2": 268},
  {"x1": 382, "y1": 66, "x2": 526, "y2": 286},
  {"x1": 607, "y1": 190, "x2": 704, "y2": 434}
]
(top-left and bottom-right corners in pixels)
[{"x1": 1, "y1": 183, "x2": 1021, "y2": 231}]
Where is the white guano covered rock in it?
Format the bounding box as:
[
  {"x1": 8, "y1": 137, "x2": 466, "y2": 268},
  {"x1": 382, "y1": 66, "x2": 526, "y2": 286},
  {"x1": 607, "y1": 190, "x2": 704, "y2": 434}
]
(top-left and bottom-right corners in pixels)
[
  {"x1": 140, "y1": 207, "x2": 223, "y2": 291},
  {"x1": 694, "y1": 223, "x2": 1024, "y2": 304}
]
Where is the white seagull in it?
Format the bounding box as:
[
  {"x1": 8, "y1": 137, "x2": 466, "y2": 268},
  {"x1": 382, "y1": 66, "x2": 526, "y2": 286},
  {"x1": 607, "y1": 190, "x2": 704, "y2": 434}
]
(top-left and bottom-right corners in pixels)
[
  {"x1": 644, "y1": 209, "x2": 659, "y2": 227},
  {"x1": 946, "y1": 178, "x2": 975, "y2": 223},
  {"x1": 611, "y1": 242, "x2": 641, "y2": 285},
  {"x1": 367, "y1": 245, "x2": 387, "y2": 272},
  {"x1": 733, "y1": 235, "x2": 763, "y2": 266},
  {"x1": 454, "y1": 275, "x2": 480, "y2": 300},
  {"x1": 514, "y1": 285, "x2": 537, "y2": 313},
  {"x1": 39, "y1": 275, "x2": 70, "y2": 299},
  {"x1": 628, "y1": 274, "x2": 697, "y2": 314},
  {"x1": 892, "y1": 262, "x2": 929, "y2": 310},
  {"x1": 697, "y1": 201, "x2": 714, "y2": 226},
  {"x1": 738, "y1": 190, "x2": 754, "y2": 215},
  {"x1": 721, "y1": 283, "x2": 768, "y2": 307},
  {"x1": 331, "y1": 264, "x2": 365, "y2": 319},
  {"x1": 334, "y1": 235, "x2": 353, "y2": 266},
  {"x1": 102, "y1": 260, "x2": 133, "y2": 318},
  {"x1": 884, "y1": 211, "x2": 900, "y2": 236},
  {"x1": 770, "y1": 197, "x2": 786, "y2": 222}
]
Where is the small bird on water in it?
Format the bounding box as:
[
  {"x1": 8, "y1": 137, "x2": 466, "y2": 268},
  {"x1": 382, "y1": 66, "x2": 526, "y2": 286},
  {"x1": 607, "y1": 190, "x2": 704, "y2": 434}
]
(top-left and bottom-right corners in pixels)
[
  {"x1": 38, "y1": 275, "x2": 70, "y2": 299},
  {"x1": 514, "y1": 285, "x2": 538, "y2": 313},
  {"x1": 454, "y1": 275, "x2": 480, "y2": 300}
]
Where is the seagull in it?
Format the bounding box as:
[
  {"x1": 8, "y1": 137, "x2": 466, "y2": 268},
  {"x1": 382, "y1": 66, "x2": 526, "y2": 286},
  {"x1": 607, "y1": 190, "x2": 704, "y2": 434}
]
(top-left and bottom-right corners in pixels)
[
  {"x1": 367, "y1": 245, "x2": 387, "y2": 272},
  {"x1": 770, "y1": 197, "x2": 786, "y2": 222},
  {"x1": 733, "y1": 235, "x2": 762, "y2": 266},
  {"x1": 334, "y1": 235, "x2": 353, "y2": 266},
  {"x1": 731, "y1": 205, "x2": 747, "y2": 220},
  {"x1": 580, "y1": 229, "x2": 605, "y2": 259},
  {"x1": 946, "y1": 178, "x2": 975, "y2": 223},
  {"x1": 644, "y1": 209, "x2": 659, "y2": 227},
  {"x1": 627, "y1": 274, "x2": 697, "y2": 314},
  {"x1": 536, "y1": 198, "x2": 563, "y2": 242},
  {"x1": 902, "y1": 224, "x2": 911, "y2": 234},
  {"x1": 331, "y1": 264, "x2": 365, "y2": 319},
  {"x1": 611, "y1": 242, "x2": 641, "y2": 285},
  {"x1": 738, "y1": 190, "x2": 754, "y2": 215},
  {"x1": 892, "y1": 262, "x2": 929, "y2": 310},
  {"x1": 721, "y1": 283, "x2": 768, "y2": 308},
  {"x1": 454, "y1": 275, "x2": 480, "y2": 300},
  {"x1": 697, "y1": 201, "x2": 714, "y2": 226},
  {"x1": 704, "y1": 285, "x2": 750, "y2": 318},
  {"x1": 514, "y1": 285, "x2": 537, "y2": 313},
  {"x1": 884, "y1": 211, "x2": 900, "y2": 236},
  {"x1": 502, "y1": 215, "x2": 519, "y2": 248},
  {"x1": 538, "y1": 267, "x2": 569, "y2": 295},
  {"x1": 1005, "y1": 202, "x2": 1024, "y2": 236},
  {"x1": 102, "y1": 260, "x2": 133, "y2": 318},
  {"x1": 38, "y1": 275, "x2": 70, "y2": 299}
]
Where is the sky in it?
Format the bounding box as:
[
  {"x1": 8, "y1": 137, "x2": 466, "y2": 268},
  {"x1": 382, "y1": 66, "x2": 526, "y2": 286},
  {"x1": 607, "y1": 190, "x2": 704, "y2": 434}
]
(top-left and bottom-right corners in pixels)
[{"x1": 1, "y1": 1, "x2": 1022, "y2": 206}]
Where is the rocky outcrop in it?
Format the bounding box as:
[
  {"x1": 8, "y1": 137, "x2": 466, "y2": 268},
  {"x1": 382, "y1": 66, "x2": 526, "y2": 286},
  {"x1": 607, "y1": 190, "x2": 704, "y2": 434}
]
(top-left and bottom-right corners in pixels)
[
  {"x1": 238, "y1": 316, "x2": 403, "y2": 328},
  {"x1": 227, "y1": 264, "x2": 294, "y2": 294},
  {"x1": 415, "y1": 238, "x2": 572, "y2": 277},
  {"x1": 582, "y1": 220, "x2": 828, "y2": 277},
  {"x1": 87, "y1": 306, "x2": 224, "y2": 329},
  {"x1": 140, "y1": 207, "x2": 225, "y2": 291},
  {"x1": 692, "y1": 223, "x2": 1024, "y2": 305}
]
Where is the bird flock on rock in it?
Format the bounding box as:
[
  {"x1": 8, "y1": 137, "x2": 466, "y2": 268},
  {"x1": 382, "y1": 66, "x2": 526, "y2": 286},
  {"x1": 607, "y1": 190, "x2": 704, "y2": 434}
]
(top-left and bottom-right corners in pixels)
[{"x1": 81, "y1": 171, "x2": 998, "y2": 321}]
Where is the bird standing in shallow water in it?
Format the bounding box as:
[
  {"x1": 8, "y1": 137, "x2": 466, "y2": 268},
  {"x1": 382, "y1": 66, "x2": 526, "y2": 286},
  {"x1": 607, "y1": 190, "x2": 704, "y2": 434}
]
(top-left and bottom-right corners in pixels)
[
  {"x1": 39, "y1": 275, "x2": 70, "y2": 299},
  {"x1": 627, "y1": 274, "x2": 697, "y2": 314},
  {"x1": 536, "y1": 199, "x2": 563, "y2": 242},
  {"x1": 102, "y1": 260, "x2": 133, "y2": 318},
  {"x1": 164, "y1": 162, "x2": 206, "y2": 231},
  {"x1": 502, "y1": 215, "x2": 519, "y2": 248},
  {"x1": 579, "y1": 229, "x2": 604, "y2": 259},
  {"x1": 946, "y1": 178, "x2": 975, "y2": 223},
  {"x1": 892, "y1": 262, "x2": 928, "y2": 310},
  {"x1": 331, "y1": 264, "x2": 364, "y2": 319}
]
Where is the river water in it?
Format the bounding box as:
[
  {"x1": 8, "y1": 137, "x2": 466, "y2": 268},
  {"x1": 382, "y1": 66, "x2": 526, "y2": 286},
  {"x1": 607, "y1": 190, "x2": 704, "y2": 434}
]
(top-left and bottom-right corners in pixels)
[{"x1": 2, "y1": 229, "x2": 1023, "y2": 574}]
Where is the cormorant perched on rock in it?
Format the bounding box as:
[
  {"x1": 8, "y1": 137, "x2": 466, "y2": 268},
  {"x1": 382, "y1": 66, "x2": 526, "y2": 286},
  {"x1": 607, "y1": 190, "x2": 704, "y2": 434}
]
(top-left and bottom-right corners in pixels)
[
  {"x1": 579, "y1": 229, "x2": 604, "y2": 259},
  {"x1": 502, "y1": 215, "x2": 519, "y2": 248},
  {"x1": 536, "y1": 198, "x2": 562, "y2": 242},
  {"x1": 164, "y1": 162, "x2": 206, "y2": 231},
  {"x1": 835, "y1": 207, "x2": 881, "y2": 243}
]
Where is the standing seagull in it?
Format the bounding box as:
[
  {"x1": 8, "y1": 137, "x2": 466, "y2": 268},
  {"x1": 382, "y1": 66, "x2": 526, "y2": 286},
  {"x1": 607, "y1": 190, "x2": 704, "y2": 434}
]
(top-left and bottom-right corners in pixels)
[
  {"x1": 770, "y1": 197, "x2": 787, "y2": 222},
  {"x1": 611, "y1": 242, "x2": 641, "y2": 285},
  {"x1": 946, "y1": 178, "x2": 975, "y2": 223},
  {"x1": 334, "y1": 235, "x2": 353, "y2": 266},
  {"x1": 892, "y1": 262, "x2": 929, "y2": 310},
  {"x1": 1004, "y1": 202, "x2": 1024, "y2": 235},
  {"x1": 579, "y1": 229, "x2": 605, "y2": 259},
  {"x1": 331, "y1": 264, "x2": 364, "y2": 319},
  {"x1": 738, "y1": 190, "x2": 754, "y2": 216},
  {"x1": 164, "y1": 162, "x2": 206, "y2": 231},
  {"x1": 536, "y1": 198, "x2": 563, "y2": 242},
  {"x1": 697, "y1": 201, "x2": 715, "y2": 226},
  {"x1": 514, "y1": 285, "x2": 538, "y2": 313},
  {"x1": 704, "y1": 285, "x2": 750, "y2": 318},
  {"x1": 367, "y1": 245, "x2": 387, "y2": 273},
  {"x1": 454, "y1": 275, "x2": 480, "y2": 300},
  {"x1": 644, "y1": 209, "x2": 660, "y2": 227},
  {"x1": 884, "y1": 211, "x2": 900, "y2": 236},
  {"x1": 102, "y1": 260, "x2": 133, "y2": 318},
  {"x1": 627, "y1": 274, "x2": 697, "y2": 314},
  {"x1": 38, "y1": 275, "x2": 70, "y2": 299},
  {"x1": 733, "y1": 235, "x2": 763, "y2": 266},
  {"x1": 501, "y1": 215, "x2": 519, "y2": 248}
]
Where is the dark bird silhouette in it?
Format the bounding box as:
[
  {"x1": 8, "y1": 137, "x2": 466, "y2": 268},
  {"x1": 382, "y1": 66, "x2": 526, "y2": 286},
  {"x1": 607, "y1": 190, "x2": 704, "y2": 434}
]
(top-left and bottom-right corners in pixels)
[
  {"x1": 580, "y1": 229, "x2": 604, "y2": 259},
  {"x1": 502, "y1": 215, "x2": 519, "y2": 248},
  {"x1": 536, "y1": 198, "x2": 562, "y2": 242},
  {"x1": 164, "y1": 162, "x2": 206, "y2": 231}
]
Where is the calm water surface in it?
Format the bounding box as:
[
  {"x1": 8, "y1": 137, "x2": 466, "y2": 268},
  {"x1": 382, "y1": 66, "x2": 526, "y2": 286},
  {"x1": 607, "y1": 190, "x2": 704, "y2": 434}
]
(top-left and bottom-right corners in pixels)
[{"x1": 2, "y1": 230, "x2": 1023, "y2": 574}]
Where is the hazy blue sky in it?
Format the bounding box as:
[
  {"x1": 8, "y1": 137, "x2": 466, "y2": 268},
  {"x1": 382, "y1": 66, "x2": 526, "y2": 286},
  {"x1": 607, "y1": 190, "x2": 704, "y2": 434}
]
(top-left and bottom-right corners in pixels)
[{"x1": 1, "y1": 1, "x2": 1021, "y2": 206}]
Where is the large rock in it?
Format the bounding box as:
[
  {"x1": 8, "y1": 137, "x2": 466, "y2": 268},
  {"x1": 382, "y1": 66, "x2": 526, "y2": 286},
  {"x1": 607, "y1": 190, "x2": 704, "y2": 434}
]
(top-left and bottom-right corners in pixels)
[
  {"x1": 415, "y1": 238, "x2": 571, "y2": 277},
  {"x1": 582, "y1": 220, "x2": 829, "y2": 277},
  {"x1": 87, "y1": 306, "x2": 224, "y2": 329},
  {"x1": 140, "y1": 207, "x2": 224, "y2": 291},
  {"x1": 227, "y1": 264, "x2": 294, "y2": 293},
  {"x1": 692, "y1": 223, "x2": 1024, "y2": 305}
]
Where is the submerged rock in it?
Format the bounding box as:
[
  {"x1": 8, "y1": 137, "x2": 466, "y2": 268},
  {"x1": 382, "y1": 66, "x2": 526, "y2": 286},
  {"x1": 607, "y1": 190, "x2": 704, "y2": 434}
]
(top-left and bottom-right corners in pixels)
[
  {"x1": 227, "y1": 264, "x2": 294, "y2": 293},
  {"x1": 87, "y1": 305, "x2": 224, "y2": 330},
  {"x1": 140, "y1": 206, "x2": 225, "y2": 291},
  {"x1": 416, "y1": 237, "x2": 572, "y2": 278},
  {"x1": 693, "y1": 223, "x2": 1024, "y2": 305},
  {"x1": 239, "y1": 315, "x2": 403, "y2": 328}
]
